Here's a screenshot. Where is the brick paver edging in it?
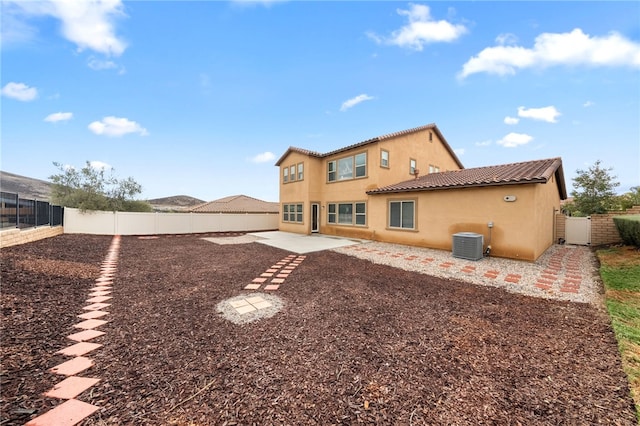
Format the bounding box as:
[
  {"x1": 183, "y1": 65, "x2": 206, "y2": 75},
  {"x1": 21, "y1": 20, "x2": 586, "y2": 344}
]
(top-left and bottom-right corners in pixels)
[{"x1": 26, "y1": 235, "x2": 121, "y2": 426}]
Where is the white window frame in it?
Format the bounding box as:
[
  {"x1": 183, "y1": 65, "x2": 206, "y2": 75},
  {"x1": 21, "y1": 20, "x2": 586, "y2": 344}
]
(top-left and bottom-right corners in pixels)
[
  {"x1": 327, "y1": 152, "x2": 367, "y2": 182},
  {"x1": 410, "y1": 159, "x2": 417, "y2": 175},
  {"x1": 381, "y1": 149, "x2": 389, "y2": 168},
  {"x1": 297, "y1": 162, "x2": 304, "y2": 180},
  {"x1": 283, "y1": 167, "x2": 289, "y2": 183},
  {"x1": 327, "y1": 202, "x2": 366, "y2": 226},
  {"x1": 389, "y1": 200, "x2": 415, "y2": 230},
  {"x1": 283, "y1": 203, "x2": 303, "y2": 223}
]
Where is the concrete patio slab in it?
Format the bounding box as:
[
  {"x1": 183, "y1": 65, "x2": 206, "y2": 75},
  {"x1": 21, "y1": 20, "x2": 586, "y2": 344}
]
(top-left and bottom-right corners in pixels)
[{"x1": 248, "y1": 231, "x2": 364, "y2": 254}]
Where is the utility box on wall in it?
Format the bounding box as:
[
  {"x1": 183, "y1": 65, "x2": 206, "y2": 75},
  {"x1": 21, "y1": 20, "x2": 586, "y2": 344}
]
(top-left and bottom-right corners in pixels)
[{"x1": 452, "y1": 232, "x2": 484, "y2": 261}]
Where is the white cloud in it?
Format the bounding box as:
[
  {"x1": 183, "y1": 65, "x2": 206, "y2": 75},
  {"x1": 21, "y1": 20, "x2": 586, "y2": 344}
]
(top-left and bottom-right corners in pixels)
[
  {"x1": 504, "y1": 116, "x2": 519, "y2": 125},
  {"x1": 89, "y1": 160, "x2": 112, "y2": 170},
  {"x1": 250, "y1": 151, "x2": 276, "y2": 163},
  {"x1": 44, "y1": 112, "x2": 73, "y2": 122},
  {"x1": 4, "y1": 0, "x2": 127, "y2": 56},
  {"x1": 475, "y1": 140, "x2": 492, "y2": 147},
  {"x1": 88, "y1": 57, "x2": 115, "y2": 69},
  {"x1": 340, "y1": 94, "x2": 374, "y2": 112},
  {"x1": 495, "y1": 33, "x2": 518, "y2": 46},
  {"x1": 88, "y1": 116, "x2": 148, "y2": 137},
  {"x1": 367, "y1": 4, "x2": 467, "y2": 51},
  {"x1": 496, "y1": 132, "x2": 533, "y2": 148},
  {"x1": 583, "y1": 100, "x2": 595, "y2": 107},
  {"x1": 1, "y1": 82, "x2": 38, "y2": 101},
  {"x1": 459, "y1": 28, "x2": 640, "y2": 79},
  {"x1": 517, "y1": 106, "x2": 561, "y2": 123}
]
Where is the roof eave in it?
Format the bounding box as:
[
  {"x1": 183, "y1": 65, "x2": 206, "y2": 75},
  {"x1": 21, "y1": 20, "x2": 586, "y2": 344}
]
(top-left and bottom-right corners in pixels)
[{"x1": 366, "y1": 178, "x2": 549, "y2": 195}]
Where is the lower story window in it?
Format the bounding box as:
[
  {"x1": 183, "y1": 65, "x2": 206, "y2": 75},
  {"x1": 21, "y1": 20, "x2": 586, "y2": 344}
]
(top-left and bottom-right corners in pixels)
[
  {"x1": 327, "y1": 202, "x2": 366, "y2": 226},
  {"x1": 389, "y1": 200, "x2": 414, "y2": 229},
  {"x1": 283, "y1": 203, "x2": 303, "y2": 223}
]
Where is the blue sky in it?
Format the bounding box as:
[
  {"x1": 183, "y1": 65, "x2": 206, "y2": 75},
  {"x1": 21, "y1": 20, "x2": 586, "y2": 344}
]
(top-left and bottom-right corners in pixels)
[{"x1": 2, "y1": 1, "x2": 639, "y2": 202}]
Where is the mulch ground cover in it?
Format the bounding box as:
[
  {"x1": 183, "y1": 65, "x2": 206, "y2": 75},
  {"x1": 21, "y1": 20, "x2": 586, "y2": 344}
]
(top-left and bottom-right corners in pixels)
[{"x1": 1, "y1": 233, "x2": 637, "y2": 425}]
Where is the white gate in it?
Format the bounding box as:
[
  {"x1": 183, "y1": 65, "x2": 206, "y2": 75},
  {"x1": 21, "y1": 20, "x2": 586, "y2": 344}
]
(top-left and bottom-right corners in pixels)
[{"x1": 565, "y1": 216, "x2": 591, "y2": 245}]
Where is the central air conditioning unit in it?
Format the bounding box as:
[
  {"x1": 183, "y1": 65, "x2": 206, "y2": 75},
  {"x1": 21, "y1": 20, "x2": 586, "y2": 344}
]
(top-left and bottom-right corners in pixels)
[{"x1": 452, "y1": 232, "x2": 484, "y2": 261}]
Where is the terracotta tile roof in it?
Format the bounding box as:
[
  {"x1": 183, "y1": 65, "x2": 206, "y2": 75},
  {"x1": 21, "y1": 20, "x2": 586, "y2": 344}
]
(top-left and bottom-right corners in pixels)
[
  {"x1": 188, "y1": 195, "x2": 279, "y2": 213},
  {"x1": 275, "y1": 123, "x2": 463, "y2": 169},
  {"x1": 367, "y1": 157, "x2": 567, "y2": 199}
]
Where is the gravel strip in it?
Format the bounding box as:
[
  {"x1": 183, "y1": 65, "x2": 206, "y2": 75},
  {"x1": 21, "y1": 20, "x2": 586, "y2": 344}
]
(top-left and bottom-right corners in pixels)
[{"x1": 333, "y1": 242, "x2": 603, "y2": 305}]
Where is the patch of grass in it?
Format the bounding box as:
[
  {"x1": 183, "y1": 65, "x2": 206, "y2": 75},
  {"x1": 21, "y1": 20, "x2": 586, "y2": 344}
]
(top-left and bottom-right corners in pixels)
[
  {"x1": 601, "y1": 265, "x2": 640, "y2": 292},
  {"x1": 598, "y1": 246, "x2": 640, "y2": 422}
]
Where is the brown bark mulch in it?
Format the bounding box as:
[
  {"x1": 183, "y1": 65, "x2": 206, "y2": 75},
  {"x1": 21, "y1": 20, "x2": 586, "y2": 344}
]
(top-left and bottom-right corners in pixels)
[{"x1": 1, "y1": 234, "x2": 637, "y2": 425}]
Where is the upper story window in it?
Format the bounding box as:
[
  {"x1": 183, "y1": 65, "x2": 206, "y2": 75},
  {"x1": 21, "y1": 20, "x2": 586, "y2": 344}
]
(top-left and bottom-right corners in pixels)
[
  {"x1": 328, "y1": 152, "x2": 367, "y2": 182},
  {"x1": 282, "y1": 162, "x2": 304, "y2": 184},
  {"x1": 429, "y1": 165, "x2": 440, "y2": 173},
  {"x1": 410, "y1": 159, "x2": 417, "y2": 175},
  {"x1": 381, "y1": 150, "x2": 389, "y2": 168}
]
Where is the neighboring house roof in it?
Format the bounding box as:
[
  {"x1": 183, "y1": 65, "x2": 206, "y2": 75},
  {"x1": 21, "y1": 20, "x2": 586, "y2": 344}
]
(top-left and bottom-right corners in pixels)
[
  {"x1": 275, "y1": 123, "x2": 464, "y2": 169},
  {"x1": 367, "y1": 157, "x2": 567, "y2": 199},
  {"x1": 188, "y1": 195, "x2": 279, "y2": 213}
]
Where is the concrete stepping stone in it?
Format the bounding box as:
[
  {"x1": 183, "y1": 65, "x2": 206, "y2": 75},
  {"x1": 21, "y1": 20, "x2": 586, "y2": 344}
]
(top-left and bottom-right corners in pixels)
[
  {"x1": 78, "y1": 311, "x2": 108, "y2": 320},
  {"x1": 67, "y1": 329, "x2": 105, "y2": 342},
  {"x1": 49, "y1": 356, "x2": 94, "y2": 376},
  {"x1": 73, "y1": 319, "x2": 107, "y2": 330},
  {"x1": 25, "y1": 398, "x2": 99, "y2": 426},
  {"x1": 44, "y1": 376, "x2": 100, "y2": 399},
  {"x1": 56, "y1": 342, "x2": 102, "y2": 357}
]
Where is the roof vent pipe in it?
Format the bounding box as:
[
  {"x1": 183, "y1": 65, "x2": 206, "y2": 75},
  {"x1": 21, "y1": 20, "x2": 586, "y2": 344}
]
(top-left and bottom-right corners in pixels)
[{"x1": 414, "y1": 169, "x2": 420, "y2": 179}]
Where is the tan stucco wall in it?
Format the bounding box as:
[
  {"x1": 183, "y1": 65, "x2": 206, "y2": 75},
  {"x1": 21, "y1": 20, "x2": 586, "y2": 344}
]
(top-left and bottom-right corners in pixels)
[
  {"x1": 277, "y1": 128, "x2": 463, "y2": 234},
  {"x1": 367, "y1": 185, "x2": 550, "y2": 261}
]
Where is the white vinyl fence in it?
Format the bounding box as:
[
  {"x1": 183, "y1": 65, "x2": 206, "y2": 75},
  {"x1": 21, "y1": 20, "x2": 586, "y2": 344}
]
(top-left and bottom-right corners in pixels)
[{"x1": 64, "y1": 208, "x2": 279, "y2": 235}]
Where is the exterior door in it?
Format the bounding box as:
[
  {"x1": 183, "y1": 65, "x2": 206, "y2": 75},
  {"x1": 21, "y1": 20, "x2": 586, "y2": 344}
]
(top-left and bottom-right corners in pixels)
[{"x1": 311, "y1": 203, "x2": 319, "y2": 233}]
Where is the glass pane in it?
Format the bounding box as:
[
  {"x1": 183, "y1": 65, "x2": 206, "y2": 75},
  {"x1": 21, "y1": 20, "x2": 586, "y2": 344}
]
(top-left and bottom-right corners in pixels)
[
  {"x1": 355, "y1": 153, "x2": 366, "y2": 177},
  {"x1": 290, "y1": 166, "x2": 296, "y2": 180},
  {"x1": 390, "y1": 202, "x2": 400, "y2": 228},
  {"x1": 337, "y1": 157, "x2": 353, "y2": 180},
  {"x1": 328, "y1": 161, "x2": 336, "y2": 181},
  {"x1": 328, "y1": 213, "x2": 336, "y2": 223},
  {"x1": 298, "y1": 163, "x2": 303, "y2": 179},
  {"x1": 402, "y1": 201, "x2": 414, "y2": 228},
  {"x1": 355, "y1": 203, "x2": 365, "y2": 214},
  {"x1": 381, "y1": 150, "x2": 389, "y2": 167},
  {"x1": 297, "y1": 204, "x2": 303, "y2": 213},
  {"x1": 356, "y1": 214, "x2": 366, "y2": 225},
  {"x1": 338, "y1": 203, "x2": 353, "y2": 224},
  {"x1": 297, "y1": 214, "x2": 303, "y2": 222},
  {"x1": 328, "y1": 204, "x2": 336, "y2": 213}
]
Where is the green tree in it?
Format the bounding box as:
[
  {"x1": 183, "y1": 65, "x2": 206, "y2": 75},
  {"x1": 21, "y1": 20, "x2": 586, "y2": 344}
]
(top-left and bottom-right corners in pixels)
[
  {"x1": 49, "y1": 161, "x2": 153, "y2": 212},
  {"x1": 617, "y1": 186, "x2": 640, "y2": 210},
  {"x1": 569, "y1": 160, "x2": 620, "y2": 215}
]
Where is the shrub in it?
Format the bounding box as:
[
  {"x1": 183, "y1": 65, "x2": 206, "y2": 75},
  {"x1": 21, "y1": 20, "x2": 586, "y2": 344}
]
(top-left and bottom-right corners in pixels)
[{"x1": 613, "y1": 215, "x2": 640, "y2": 247}]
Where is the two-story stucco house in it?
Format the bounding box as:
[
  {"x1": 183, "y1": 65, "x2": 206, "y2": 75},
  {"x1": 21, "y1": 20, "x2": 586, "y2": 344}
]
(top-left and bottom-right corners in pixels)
[{"x1": 275, "y1": 123, "x2": 567, "y2": 261}]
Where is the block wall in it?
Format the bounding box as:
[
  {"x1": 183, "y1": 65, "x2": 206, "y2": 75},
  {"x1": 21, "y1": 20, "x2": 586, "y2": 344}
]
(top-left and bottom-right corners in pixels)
[
  {"x1": 591, "y1": 206, "x2": 640, "y2": 246},
  {"x1": 556, "y1": 206, "x2": 640, "y2": 246},
  {"x1": 0, "y1": 226, "x2": 64, "y2": 249}
]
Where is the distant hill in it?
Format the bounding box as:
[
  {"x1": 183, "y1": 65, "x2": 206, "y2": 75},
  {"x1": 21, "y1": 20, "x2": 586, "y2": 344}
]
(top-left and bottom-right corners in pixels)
[
  {"x1": 146, "y1": 195, "x2": 205, "y2": 211},
  {"x1": 0, "y1": 171, "x2": 53, "y2": 201},
  {"x1": 0, "y1": 171, "x2": 205, "y2": 210}
]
